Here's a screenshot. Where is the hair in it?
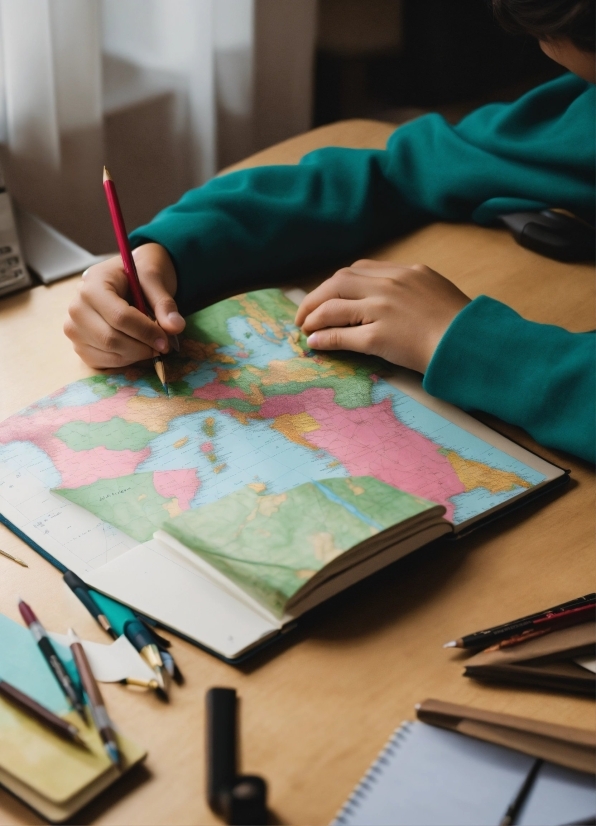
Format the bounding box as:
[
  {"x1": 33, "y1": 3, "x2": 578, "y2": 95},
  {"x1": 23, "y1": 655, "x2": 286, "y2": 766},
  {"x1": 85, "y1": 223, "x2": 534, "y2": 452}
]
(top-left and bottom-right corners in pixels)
[{"x1": 491, "y1": 0, "x2": 595, "y2": 51}]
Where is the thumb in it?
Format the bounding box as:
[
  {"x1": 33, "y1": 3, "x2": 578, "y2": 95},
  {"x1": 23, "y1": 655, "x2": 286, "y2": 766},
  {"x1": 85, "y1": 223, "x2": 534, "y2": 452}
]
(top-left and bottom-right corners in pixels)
[{"x1": 142, "y1": 274, "x2": 186, "y2": 336}]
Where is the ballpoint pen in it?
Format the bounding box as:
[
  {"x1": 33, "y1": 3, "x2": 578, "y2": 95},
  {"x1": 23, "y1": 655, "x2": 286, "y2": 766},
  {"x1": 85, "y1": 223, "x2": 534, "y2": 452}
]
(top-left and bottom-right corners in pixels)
[
  {"x1": 124, "y1": 619, "x2": 171, "y2": 698},
  {"x1": 64, "y1": 570, "x2": 117, "y2": 639},
  {"x1": 68, "y1": 629, "x2": 121, "y2": 768},
  {"x1": 18, "y1": 598, "x2": 86, "y2": 720}
]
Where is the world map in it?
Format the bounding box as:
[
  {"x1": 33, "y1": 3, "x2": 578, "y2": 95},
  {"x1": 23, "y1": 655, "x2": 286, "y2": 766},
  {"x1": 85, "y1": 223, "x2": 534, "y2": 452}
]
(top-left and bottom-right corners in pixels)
[{"x1": 0, "y1": 289, "x2": 544, "y2": 570}]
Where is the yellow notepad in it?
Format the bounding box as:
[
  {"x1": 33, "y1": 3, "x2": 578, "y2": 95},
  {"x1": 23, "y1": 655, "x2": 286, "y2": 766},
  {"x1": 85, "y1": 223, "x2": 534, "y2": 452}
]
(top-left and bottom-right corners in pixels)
[
  {"x1": 0, "y1": 613, "x2": 146, "y2": 822},
  {"x1": 0, "y1": 698, "x2": 146, "y2": 823}
]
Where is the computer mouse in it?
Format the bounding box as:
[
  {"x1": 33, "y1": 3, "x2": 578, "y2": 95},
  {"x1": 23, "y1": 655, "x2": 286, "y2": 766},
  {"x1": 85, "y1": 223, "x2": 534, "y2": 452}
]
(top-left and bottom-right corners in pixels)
[{"x1": 499, "y1": 209, "x2": 595, "y2": 262}]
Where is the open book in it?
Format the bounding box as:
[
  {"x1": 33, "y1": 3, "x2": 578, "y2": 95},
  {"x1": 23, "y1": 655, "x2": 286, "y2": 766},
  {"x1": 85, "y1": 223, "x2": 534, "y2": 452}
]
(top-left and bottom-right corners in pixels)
[{"x1": 0, "y1": 289, "x2": 567, "y2": 660}]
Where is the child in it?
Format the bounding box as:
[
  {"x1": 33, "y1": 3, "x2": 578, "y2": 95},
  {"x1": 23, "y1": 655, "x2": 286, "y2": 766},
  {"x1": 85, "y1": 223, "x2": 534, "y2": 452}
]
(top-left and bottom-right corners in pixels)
[{"x1": 64, "y1": 0, "x2": 595, "y2": 462}]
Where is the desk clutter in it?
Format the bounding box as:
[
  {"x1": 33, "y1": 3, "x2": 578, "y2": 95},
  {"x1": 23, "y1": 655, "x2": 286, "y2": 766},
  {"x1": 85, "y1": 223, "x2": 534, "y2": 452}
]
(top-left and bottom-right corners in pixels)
[
  {"x1": 0, "y1": 263, "x2": 593, "y2": 823},
  {"x1": 333, "y1": 701, "x2": 595, "y2": 826},
  {"x1": 0, "y1": 608, "x2": 147, "y2": 822},
  {"x1": 447, "y1": 594, "x2": 596, "y2": 696}
]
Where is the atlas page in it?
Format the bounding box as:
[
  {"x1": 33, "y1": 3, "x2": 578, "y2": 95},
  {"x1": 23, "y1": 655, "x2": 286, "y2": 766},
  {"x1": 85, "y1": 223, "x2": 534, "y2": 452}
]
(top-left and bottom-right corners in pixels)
[{"x1": 0, "y1": 289, "x2": 564, "y2": 659}]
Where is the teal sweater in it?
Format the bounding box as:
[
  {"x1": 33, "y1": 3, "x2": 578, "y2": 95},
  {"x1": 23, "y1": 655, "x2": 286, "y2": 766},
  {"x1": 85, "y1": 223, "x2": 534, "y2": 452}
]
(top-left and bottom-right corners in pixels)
[{"x1": 131, "y1": 74, "x2": 595, "y2": 462}]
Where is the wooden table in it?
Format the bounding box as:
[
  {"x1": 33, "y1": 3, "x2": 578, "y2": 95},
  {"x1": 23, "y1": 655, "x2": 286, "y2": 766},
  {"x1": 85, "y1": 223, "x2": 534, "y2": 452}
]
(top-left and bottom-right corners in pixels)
[{"x1": 0, "y1": 120, "x2": 594, "y2": 826}]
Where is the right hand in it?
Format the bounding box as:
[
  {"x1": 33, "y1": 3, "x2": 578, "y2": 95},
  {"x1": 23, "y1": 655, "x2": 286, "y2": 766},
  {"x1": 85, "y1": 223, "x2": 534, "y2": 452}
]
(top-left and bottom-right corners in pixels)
[{"x1": 64, "y1": 242, "x2": 186, "y2": 369}]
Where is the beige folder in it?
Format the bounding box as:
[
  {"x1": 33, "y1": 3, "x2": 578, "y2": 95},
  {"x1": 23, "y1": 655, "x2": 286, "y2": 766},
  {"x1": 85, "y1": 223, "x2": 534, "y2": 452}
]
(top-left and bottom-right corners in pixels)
[{"x1": 416, "y1": 698, "x2": 595, "y2": 774}]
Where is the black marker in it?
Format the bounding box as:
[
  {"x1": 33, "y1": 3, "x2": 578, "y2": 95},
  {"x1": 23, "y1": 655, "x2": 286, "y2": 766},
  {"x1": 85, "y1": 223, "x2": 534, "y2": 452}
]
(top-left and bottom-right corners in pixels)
[{"x1": 206, "y1": 687, "x2": 267, "y2": 826}]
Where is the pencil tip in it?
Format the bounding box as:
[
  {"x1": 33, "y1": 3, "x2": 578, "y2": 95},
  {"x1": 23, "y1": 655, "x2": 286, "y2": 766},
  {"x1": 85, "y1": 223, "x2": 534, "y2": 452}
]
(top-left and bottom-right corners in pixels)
[
  {"x1": 443, "y1": 641, "x2": 457, "y2": 648},
  {"x1": 102, "y1": 166, "x2": 112, "y2": 183}
]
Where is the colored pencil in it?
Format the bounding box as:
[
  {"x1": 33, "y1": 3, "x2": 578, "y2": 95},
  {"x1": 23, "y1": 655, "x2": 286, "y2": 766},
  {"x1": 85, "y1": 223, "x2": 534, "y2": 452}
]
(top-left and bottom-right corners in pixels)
[
  {"x1": 18, "y1": 598, "x2": 86, "y2": 719},
  {"x1": 0, "y1": 679, "x2": 86, "y2": 748},
  {"x1": 443, "y1": 593, "x2": 596, "y2": 649},
  {"x1": 68, "y1": 629, "x2": 121, "y2": 767},
  {"x1": 102, "y1": 167, "x2": 169, "y2": 395}
]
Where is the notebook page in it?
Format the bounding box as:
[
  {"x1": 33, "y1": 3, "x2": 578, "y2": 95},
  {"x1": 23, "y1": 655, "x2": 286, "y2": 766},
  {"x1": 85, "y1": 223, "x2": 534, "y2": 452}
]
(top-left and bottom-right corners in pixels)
[
  {"x1": 518, "y1": 762, "x2": 595, "y2": 826},
  {"x1": 332, "y1": 722, "x2": 595, "y2": 826}
]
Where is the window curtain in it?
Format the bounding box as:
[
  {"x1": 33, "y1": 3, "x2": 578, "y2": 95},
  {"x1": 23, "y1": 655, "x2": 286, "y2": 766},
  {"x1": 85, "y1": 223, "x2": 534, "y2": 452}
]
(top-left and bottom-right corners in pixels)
[{"x1": 0, "y1": 0, "x2": 317, "y2": 254}]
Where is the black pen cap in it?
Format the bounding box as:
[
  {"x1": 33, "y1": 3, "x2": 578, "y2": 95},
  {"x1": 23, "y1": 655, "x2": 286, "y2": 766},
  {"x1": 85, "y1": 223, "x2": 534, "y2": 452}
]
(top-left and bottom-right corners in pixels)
[
  {"x1": 63, "y1": 570, "x2": 88, "y2": 591},
  {"x1": 206, "y1": 687, "x2": 237, "y2": 814}
]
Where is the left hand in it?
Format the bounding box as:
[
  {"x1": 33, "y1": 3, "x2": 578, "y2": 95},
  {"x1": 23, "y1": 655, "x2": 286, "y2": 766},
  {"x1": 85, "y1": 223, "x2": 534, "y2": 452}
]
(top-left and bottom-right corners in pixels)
[{"x1": 295, "y1": 259, "x2": 471, "y2": 374}]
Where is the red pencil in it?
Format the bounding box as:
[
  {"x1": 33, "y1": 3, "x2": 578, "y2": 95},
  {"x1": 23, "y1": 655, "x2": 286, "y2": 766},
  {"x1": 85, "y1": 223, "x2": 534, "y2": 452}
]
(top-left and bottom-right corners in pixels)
[
  {"x1": 533, "y1": 602, "x2": 595, "y2": 626},
  {"x1": 102, "y1": 167, "x2": 169, "y2": 395}
]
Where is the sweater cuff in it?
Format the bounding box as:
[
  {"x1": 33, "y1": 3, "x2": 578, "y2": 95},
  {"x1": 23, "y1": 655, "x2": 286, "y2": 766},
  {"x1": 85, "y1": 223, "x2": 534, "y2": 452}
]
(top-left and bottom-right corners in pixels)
[{"x1": 423, "y1": 296, "x2": 514, "y2": 412}]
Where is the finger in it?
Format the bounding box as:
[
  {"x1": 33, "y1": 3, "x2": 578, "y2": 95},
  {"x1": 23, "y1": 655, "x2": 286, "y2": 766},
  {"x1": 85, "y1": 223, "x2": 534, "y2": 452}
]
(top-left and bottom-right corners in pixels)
[
  {"x1": 350, "y1": 258, "x2": 398, "y2": 270},
  {"x1": 295, "y1": 270, "x2": 378, "y2": 327},
  {"x1": 72, "y1": 343, "x2": 133, "y2": 370},
  {"x1": 84, "y1": 281, "x2": 169, "y2": 353},
  {"x1": 306, "y1": 324, "x2": 378, "y2": 355},
  {"x1": 301, "y1": 298, "x2": 366, "y2": 334},
  {"x1": 67, "y1": 305, "x2": 154, "y2": 362},
  {"x1": 141, "y1": 273, "x2": 186, "y2": 335}
]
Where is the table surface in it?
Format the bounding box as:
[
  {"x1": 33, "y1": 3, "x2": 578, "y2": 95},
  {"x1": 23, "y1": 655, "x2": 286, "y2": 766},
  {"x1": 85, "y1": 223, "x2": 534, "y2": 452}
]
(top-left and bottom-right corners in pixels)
[{"x1": 0, "y1": 119, "x2": 594, "y2": 826}]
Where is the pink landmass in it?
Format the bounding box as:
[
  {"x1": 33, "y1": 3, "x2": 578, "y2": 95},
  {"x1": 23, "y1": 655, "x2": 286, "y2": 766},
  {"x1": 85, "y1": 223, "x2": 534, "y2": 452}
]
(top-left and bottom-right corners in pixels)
[
  {"x1": 260, "y1": 388, "x2": 464, "y2": 520},
  {"x1": 0, "y1": 387, "x2": 149, "y2": 488},
  {"x1": 153, "y1": 469, "x2": 200, "y2": 510},
  {"x1": 194, "y1": 382, "x2": 246, "y2": 401},
  {"x1": 200, "y1": 442, "x2": 214, "y2": 453},
  {"x1": 236, "y1": 352, "x2": 249, "y2": 358}
]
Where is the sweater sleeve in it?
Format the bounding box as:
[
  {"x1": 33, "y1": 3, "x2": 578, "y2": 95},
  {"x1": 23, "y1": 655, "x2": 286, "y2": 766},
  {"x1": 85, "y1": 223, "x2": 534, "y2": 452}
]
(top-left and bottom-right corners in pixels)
[
  {"x1": 422, "y1": 296, "x2": 595, "y2": 463},
  {"x1": 129, "y1": 74, "x2": 594, "y2": 311}
]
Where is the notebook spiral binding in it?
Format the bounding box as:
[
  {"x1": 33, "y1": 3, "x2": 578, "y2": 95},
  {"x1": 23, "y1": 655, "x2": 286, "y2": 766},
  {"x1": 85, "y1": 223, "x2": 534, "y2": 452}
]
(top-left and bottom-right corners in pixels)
[{"x1": 332, "y1": 721, "x2": 413, "y2": 825}]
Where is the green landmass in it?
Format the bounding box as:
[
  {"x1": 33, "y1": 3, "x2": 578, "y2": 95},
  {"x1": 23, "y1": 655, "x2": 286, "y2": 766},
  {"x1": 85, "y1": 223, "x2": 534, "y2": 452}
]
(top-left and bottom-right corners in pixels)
[
  {"x1": 173, "y1": 289, "x2": 385, "y2": 409},
  {"x1": 54, "y1": 473, "x2": 172, "y2": 542},
  {"x1": 80, "y1": 375, "x2": 118, "y2": 399},
  {"x1": 56, "y1": 418, "x2": 155, "y2": 452},
  {"x1": 163, "y1": 477, "x2": 426, "y2": 617},
  {"x1": 184, "y1": 295, "x2": 246, "y2": 347},
  {"x1": 320, "y1": 477, "x2": 434, "y2": 527}
]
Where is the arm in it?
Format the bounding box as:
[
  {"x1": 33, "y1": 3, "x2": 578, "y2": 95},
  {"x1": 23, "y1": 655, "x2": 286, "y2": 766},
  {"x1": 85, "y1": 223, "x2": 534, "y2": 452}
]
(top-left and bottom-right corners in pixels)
[
  {"x1": 423, "y1": 297, "x2": 596, "y2": 462},
  {"x1": 65, "y1": 74, "x2": 593, "y2": 365},
  {"x1": 130, "y1": 73, "x2": 594, "y2": 312},
  {"x1": 296, "y1": 262, "x2": 594, "y2": 463}
]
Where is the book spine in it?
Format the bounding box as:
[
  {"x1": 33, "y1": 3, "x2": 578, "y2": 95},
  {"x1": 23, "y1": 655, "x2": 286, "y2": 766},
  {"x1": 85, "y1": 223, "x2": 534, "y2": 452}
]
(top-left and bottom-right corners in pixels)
[{"x1": 332, "y1": 721, "x2": 413, "y2": 826}]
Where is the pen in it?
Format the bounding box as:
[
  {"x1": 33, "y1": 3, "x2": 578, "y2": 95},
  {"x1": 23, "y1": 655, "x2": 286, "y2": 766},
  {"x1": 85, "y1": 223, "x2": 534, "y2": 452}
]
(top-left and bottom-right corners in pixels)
[
  {"x1": 63, "y1": 570, "x2": 117, "y2": 639},
  {"x1": 499, "y1": 758, "x2": 542, "y2": 826},
  {"x1": 123, "y1": 619, "x2": 171, "y2": 698},
  {"x1": 102, "y1": 166, "x2": 169, "y2": 395},
  {"x1": 68, "y1": 629, "x2": 121, "y2": 767},
  {"x1": 443, "y1": 593, "x2": 596, "y2": 649},
  {"x1": 18, "y1": 598, "x2": 86, "y2": 720},
  {"x1": 0, "y1": 678, "x2": 86, "y2": 748}
]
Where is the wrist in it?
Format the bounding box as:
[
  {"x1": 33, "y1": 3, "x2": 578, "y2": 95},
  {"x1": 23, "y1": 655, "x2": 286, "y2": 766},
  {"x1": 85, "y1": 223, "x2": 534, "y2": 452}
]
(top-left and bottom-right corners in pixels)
[{"x1": 422, "y1": 298, "x2": 471, "y2": 373}]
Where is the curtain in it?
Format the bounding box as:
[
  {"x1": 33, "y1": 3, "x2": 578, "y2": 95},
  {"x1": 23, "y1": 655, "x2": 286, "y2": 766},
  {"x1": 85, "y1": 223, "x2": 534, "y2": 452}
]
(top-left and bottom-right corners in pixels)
[{"x1": 0, "y1": 0, "x2": 317, "y2": 254}]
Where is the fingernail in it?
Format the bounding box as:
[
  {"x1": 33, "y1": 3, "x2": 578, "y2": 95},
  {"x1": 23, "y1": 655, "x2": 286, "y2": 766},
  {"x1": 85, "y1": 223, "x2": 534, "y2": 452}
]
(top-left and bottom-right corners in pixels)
[
  {"x1": 168, "y1": 312, "x2": 184, "y2": 326},
  {"x1": 155, "y1": 338, "x2": 167, "y2": 352},
  {"x1": 306, "y1": 333, "x2": 318, "y2": 348}
]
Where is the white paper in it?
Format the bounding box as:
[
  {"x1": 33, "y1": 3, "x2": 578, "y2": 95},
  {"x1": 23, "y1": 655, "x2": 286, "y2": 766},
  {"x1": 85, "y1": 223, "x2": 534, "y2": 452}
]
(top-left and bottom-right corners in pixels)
[
  {"x1": 574, "y1": 656, "x2": 596, "y2": 673},
  {"x1": 49, "y1": 632, "x2": 156, "y2": 683}
]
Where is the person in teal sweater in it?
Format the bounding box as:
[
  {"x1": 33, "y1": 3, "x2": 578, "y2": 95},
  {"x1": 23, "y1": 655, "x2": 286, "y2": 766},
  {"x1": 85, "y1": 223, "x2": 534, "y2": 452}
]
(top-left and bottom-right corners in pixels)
[{"x1": 65, "y1": 0, "x2": 595, "y2": 462}]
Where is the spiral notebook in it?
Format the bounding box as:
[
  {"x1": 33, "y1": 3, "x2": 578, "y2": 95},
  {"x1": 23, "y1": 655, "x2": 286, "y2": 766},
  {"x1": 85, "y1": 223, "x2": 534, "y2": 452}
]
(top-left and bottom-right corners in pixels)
[{"x1": 332, "y1": 722, "x2": 595, "y2": 826}]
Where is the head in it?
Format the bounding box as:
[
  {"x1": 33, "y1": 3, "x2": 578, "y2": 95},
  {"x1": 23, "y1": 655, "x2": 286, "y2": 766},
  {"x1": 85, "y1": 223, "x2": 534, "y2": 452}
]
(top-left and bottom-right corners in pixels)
[{"x1": 491, "y1": 0, "x2": 595, "y2": 82}]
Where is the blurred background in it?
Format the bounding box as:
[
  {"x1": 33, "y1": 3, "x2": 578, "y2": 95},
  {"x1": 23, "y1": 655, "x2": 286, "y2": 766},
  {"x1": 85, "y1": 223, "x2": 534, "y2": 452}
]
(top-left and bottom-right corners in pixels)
[{"x1": 0, "y1": 0, "x2": 562, "y2": 255}]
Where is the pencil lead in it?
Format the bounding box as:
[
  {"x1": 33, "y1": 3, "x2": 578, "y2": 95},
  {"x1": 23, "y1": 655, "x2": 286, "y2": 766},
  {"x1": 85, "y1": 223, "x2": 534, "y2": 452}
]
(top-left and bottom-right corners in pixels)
[{"x1": 443, "y1": 641, "x2": 457, "y2": 648}]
